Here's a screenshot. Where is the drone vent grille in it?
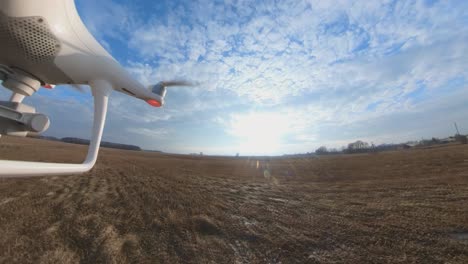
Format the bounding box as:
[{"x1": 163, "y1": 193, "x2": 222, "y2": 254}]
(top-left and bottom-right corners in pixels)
[{"x1": 0, "y1": 16, "x2": 60, "y2": 63}]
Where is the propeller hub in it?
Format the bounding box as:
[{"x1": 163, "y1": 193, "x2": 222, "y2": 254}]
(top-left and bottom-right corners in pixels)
[{"x1": 151, "y1": 82, "x2": 167, "y2": 98}]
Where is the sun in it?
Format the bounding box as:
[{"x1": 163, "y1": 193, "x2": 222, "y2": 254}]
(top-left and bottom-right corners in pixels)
[{"x1": 229, "y1": 112, "x2": 289, "y2": 155}]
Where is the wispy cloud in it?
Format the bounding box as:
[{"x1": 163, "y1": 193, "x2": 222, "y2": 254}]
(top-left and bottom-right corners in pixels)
[
  {"x1": 3, "y1": 0, "x2": 465, "y2": 154},
  {"x1": 126, "y1": 127, "x2": 171, "y2": 138}
]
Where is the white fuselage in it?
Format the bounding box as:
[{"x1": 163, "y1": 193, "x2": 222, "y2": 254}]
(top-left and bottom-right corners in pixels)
[
  {"x1": 0, "y1": 0, "x2": 162, "y2": 177},
  {"x1": 0, "y1": 0, "x2": 162, "y2": 104}
]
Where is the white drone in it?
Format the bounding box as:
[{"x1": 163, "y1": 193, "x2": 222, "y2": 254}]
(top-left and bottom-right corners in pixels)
[{"x1": 0, "y1": 0, "x2": 193, "y2": 177}]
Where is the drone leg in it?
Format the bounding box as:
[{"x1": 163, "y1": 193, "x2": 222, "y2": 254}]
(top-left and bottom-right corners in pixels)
[
  {"x1": 0, "y1": 80, "x2": 112, "y2": 177},
  {"x1": 83, "y1": 80, "x2": 112, "y2": 166}
]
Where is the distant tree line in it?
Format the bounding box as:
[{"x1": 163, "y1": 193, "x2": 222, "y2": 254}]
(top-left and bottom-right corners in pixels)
[
  {"x1": 61, "y1": 137, "x2": 142, "y2": 151},
  {"x1": 33, "y1": 136, "x2": 142, "y2": 151},
  {"x1": 315, "y1": 134, "x2": 468, "y2": 155},
  {"x1": 314, "y1": 146, "x2": 341, "y2": 155}
]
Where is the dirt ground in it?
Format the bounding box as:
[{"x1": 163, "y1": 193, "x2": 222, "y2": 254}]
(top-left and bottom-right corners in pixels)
[{"x1": 0, "y1": 136, "x2": 467, "y2": 263}]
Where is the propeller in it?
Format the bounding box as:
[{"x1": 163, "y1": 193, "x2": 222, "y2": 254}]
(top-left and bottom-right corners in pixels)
[
  {"x1": 150, "y1": 80, "x2": 196, "y2": 98},
  {"x1": 69, "y1": 84, "x2": 87, "y2": 93},
  {"x1": 42, "y1": 83, "x2": 87, "y2": 93},
  {"x1": 159, "y1": 80, "x2": 194, "y2": 87}
]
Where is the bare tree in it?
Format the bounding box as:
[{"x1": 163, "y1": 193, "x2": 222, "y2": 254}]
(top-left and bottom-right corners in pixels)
[
  {"x1": 347, "y1": 140, "x2": 370, "y2": 153},
  {"x1": 315, "y1": 146, "x2": 328, "y2": 155}
]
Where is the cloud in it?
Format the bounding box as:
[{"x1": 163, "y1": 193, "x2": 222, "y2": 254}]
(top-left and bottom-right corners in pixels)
[
  {"x1": 125, "y1": 0, "x2": 467, "y2": 104},
  {"x1": 2, "y1": 0, "x2": 466, "y2": 155},
  {"x1": 126, "y1": 127, "x2": 171, "y2": 138}
]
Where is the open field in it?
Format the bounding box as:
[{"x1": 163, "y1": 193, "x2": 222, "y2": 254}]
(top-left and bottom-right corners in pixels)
[{"x1": 0, "y1": 136, "x2": 468, "y2": 263}]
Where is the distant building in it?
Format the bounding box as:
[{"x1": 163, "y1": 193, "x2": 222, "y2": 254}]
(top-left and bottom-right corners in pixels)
[
  {"x1": 440, "y1": 137, "x2": 456, "y2": 143},
  {"x1": 405, "y1": 141, "x2": 419, "y2": 147},
  {"x1": 398, "y1": 144, "x2": 411, "y2": 150}
]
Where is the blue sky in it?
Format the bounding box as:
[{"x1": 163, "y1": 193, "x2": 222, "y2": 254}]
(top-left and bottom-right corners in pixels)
[{"x1": 2, "y1": 0, "x2": 468, "y2": 155}]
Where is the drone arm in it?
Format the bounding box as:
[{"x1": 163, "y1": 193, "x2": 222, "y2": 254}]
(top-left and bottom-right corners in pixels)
[{"x1": 0, "y1": 80, "x2": 112, "y2": 178}]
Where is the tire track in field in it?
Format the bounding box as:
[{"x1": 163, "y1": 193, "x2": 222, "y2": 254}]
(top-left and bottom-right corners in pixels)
[{"x1": 39, "y1": 164, "x2": 137, "y2": 263}]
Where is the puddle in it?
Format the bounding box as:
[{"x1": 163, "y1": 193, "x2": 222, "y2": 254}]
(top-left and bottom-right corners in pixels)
[
  {"x1": 231, "y1": 215, "x2": 258, "y2": 227},
  {"x1": 449, "y1": 231, "x2": 468, "y2": 241},
  {"x1": 0, "y1": 197, "x2": 15, "y2": 206}
]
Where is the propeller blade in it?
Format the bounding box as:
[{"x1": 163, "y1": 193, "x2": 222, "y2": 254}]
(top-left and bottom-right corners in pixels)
[
  {"x1": 42, "y1": 84, "x2": 86, "y2": 93},
  {"x1": 69, "y1": 84, "x2": 86, "y2": 93},
  {"x1": 160, "y1": 80, "x2": 195, "y2": 87},
  {"x1": 150, "y1": 80, "x2": 197, "y2": 98}
]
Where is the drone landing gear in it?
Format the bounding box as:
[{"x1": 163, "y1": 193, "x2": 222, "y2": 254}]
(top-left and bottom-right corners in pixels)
[{"x1": 0, "y1": 78, "x2": 112, "y2": 177}]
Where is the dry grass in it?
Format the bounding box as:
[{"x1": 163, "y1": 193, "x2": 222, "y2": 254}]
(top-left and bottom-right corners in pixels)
[{"x1": 0, "y1": 136, "x2": 468, "y2": 263}]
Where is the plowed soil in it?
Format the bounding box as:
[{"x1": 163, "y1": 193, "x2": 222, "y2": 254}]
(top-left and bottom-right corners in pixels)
[{"x1": 0, "y1": 136, "x2": 468, "y2": 263}]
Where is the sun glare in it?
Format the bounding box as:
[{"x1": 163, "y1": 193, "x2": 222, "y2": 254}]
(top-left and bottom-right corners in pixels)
[{"x1": 230, "y1": 112, "x2": 289, "y2": 154}]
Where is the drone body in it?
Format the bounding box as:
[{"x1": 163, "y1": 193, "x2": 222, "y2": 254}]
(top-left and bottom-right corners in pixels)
[
  {"x1": 0, "y1": 0, "x2": 163, "y2": 104},
  {"x1": 0, "y1": 0, "x2": 188, "y2": 177}
]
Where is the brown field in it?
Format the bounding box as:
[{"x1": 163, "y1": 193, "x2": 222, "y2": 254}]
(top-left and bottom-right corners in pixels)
[{"x1": 0, "y1": 136, "x2": 468, "y2": 263}]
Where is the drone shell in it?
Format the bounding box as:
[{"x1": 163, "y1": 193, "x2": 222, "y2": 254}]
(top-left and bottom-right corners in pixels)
[
  {"x1": 0, "y1": 0, "x2": 163, "y2": 105},
  {"x1": 0, "y1": 0, "x2": 166, "y2": 178}
]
